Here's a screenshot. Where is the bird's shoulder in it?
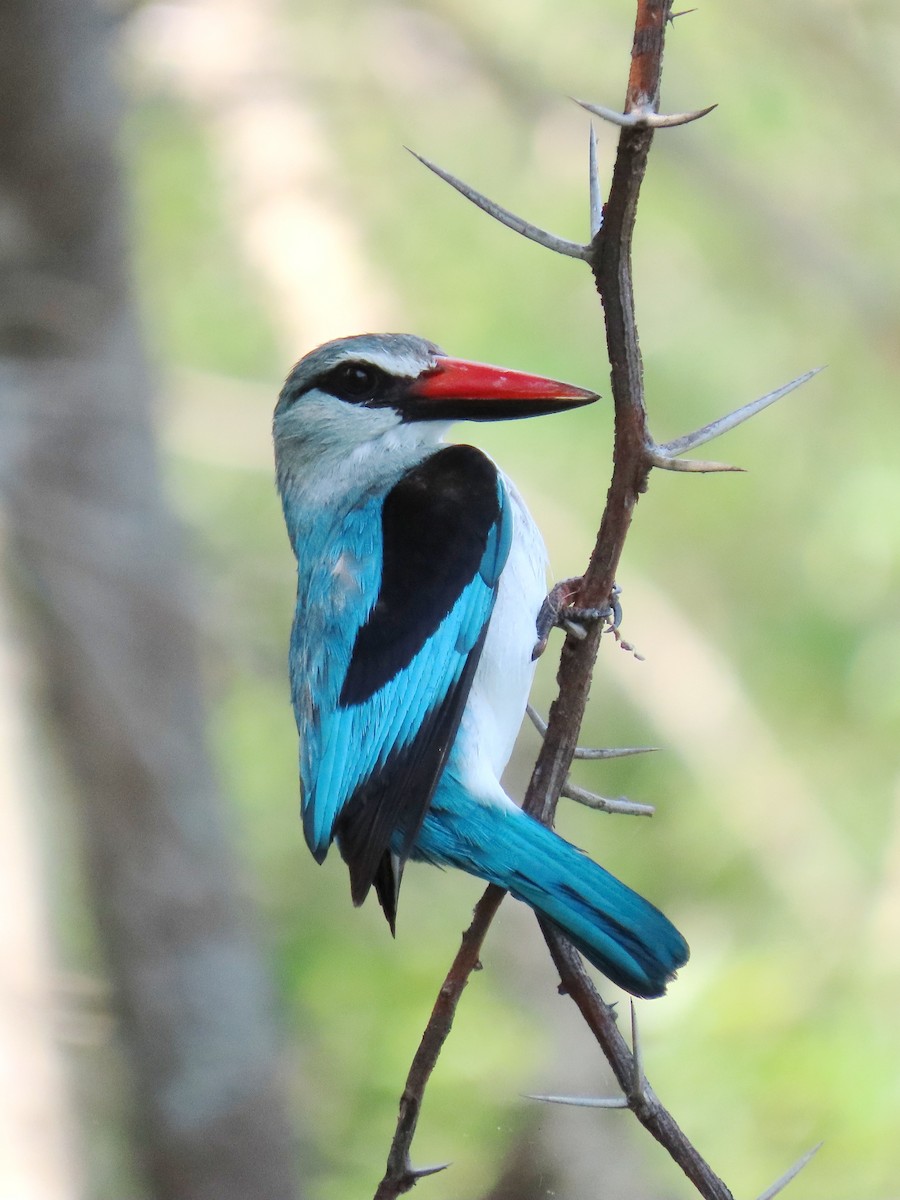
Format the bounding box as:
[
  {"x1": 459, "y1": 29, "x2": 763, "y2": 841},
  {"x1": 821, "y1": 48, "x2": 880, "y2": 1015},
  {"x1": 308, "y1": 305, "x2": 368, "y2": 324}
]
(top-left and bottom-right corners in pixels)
[{"x1": 340, "y1": 445, "x2": 510, "y2": 707}]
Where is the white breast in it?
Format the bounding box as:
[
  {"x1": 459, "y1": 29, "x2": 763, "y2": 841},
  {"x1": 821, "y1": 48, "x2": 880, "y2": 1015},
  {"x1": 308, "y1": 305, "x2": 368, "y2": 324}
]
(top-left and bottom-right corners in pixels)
[{"x1": 452, "y1": 473, "x2": 547, "y2": 797}]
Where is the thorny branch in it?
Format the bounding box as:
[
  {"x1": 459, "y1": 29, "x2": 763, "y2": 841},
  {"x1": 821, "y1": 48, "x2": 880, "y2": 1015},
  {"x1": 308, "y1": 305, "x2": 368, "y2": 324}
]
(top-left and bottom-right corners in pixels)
[
  {"x1": 373, "y1": 887, "x2": 505, "y2": 1200},
  {"x1": 375, "y1": 2, "x2": 820, "y2": 1197}
]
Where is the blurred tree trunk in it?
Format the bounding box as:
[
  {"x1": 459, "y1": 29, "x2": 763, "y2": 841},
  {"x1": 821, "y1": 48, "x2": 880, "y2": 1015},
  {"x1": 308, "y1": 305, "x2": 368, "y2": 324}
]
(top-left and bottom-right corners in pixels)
[{"x1": 0, "y1": 2, "x2": 300, "y2": 1198}]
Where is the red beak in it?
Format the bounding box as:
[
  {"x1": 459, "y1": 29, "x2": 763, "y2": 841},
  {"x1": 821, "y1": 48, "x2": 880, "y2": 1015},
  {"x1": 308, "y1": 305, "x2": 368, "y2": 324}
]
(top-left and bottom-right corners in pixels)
[{"x1": 404, "y1": 356, "x2": 599, "y2": 421}]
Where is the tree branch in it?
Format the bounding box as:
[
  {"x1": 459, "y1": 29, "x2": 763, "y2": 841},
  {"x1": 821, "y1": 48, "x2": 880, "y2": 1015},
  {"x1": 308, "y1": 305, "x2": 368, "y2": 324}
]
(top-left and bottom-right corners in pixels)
[
  {"x1": 514, "y1": 9, "x2": 739, "y2": 1194},
  {"x1": 373, "y1": 887, "x2": 505, "y2": 1198},
  {"x1": 539, "y1": 926, "x2": 734, "y2": 1200},
  {"x1": 521, "y1": 0, "x2": 669, "y2": 828},
  {"x1": 375, "y1": 3, "x2": 819, "y2": 1197}
]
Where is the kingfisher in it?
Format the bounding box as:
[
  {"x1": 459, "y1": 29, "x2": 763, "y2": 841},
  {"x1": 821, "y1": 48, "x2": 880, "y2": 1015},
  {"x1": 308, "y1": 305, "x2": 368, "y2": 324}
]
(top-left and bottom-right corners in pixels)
[{"x1": 273, "y1": 333, "x2": 688, "y2": 997}]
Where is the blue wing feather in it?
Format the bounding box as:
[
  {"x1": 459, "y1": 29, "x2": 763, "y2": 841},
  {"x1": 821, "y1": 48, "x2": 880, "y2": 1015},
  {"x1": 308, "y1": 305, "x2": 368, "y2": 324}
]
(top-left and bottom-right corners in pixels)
[
  {"x1": 303, "y1": 572, "x2": 493, "y2": 851},
  {"x1": 291, "y1": 445, "x2": 511, "y2": 911}
]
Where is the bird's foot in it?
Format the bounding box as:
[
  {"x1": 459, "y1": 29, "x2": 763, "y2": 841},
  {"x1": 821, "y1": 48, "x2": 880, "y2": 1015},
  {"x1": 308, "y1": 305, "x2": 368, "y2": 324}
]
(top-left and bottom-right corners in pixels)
[{"x1": 533, "y1": 577, "x2": 622, "y2": 659}]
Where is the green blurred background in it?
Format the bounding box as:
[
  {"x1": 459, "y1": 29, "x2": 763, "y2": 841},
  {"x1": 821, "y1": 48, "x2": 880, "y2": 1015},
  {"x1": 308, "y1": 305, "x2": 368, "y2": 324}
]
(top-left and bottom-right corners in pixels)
[{"x1": 52, "y1": 0, "x2": 900, "y2": 1196}]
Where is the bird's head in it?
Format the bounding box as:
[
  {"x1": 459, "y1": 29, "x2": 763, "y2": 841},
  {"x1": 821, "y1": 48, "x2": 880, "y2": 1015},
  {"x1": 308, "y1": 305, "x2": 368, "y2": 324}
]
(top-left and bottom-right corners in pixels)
[{"x1": 273, "y1": 333, "x2": 599, "y2": 489}]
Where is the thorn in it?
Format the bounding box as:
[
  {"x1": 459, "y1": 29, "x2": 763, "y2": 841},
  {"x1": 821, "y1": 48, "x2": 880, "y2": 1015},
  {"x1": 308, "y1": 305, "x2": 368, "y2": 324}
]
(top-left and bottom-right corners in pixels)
[
  {"x1": 572, "y1": 744, "x2": 658, "y2": 761},
  {"x1": 589, "y1": 123, "x2": 603, "y2": 237},
  {"x1": 525, "y1": 703, "x2": 548, "y2": 736},
  {"x1": 651, "y1": 367, "x2": 824, "y2": 465},
  {"x1": 646, "y1": 106, "x2": 717, "y2": 128},
  {"x1": 404, "y1": 1161, "x2": 452, "y2": 1183},
  {"x1": 755, "y1": 1143, "x2": 823, "y2": 1200},
  {"x1": 525, "y1": 705, "x2": 658, "y2": 761},
  {"x1": 630, "y1": 1001, "x2": 646, "y2": 1096},
  {"x1": 573, "y1": 98, "x2": 718, "y2": 129},
  {"x1": 407, "y1": 148, "x2": 591, "y2": 261},
  {"x1": 669, "y1": 6, "x2": 698, "y2": 21},
  {"x1": 572, "y1": 98, "x2": 634, "y2": 128},
  {"x1": 526, "y1": 703, "x2": 548, "y2": 737},
  {"x1": 562, "y1": 781, "x2": 654, "y2": 817},
  {"x1": 646, "y1": 450, "x2": 745, "y2": 473},
  {"x1": 526, "y1": 1092, "x2": 629, "y2": 1109}
]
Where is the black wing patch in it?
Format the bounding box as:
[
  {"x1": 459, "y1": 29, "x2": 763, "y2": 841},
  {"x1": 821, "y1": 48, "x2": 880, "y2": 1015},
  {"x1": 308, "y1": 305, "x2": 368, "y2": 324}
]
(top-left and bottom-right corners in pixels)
[
  {"x1": 339, "y1": 444, "x2": 502, "y2": 706},
  {"x1": 334, "y1": 445, "x2": 506, "y2": 926}
]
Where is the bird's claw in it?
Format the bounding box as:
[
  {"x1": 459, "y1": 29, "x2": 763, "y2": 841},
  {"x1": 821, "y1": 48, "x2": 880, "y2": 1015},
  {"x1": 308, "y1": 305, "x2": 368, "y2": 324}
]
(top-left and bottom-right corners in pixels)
[{"x1": 533, "y1": 578, "x2": 622, "y2": 659}]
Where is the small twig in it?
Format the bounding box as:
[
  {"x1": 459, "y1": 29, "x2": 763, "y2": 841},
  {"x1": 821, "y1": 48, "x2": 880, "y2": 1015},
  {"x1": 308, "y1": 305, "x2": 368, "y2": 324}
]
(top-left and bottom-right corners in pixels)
[{"x1": 373, "y1": 887, "x2": 505, "y2": 1200}]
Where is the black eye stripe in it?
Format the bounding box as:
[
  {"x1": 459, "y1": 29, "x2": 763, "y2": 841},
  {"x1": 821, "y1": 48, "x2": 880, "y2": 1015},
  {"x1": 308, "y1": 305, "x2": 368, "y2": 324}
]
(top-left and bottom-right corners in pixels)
[
  {"x1": 279, "y1": 357, "x2": 422, "y2": 414},
  {"x1": 321, "y1": 361, "x2": 392, "y2": 404}
]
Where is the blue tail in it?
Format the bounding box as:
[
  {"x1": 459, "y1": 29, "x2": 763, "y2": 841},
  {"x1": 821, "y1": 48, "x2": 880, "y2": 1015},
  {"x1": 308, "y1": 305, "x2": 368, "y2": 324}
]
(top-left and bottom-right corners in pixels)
[{"x1": 410, "y1": 783, "x2": 689, "y2": 998}]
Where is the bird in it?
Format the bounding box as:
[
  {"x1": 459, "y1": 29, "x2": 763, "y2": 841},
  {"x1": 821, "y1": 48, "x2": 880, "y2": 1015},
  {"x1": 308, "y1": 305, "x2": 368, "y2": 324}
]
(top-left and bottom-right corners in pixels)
[{"x1": 273, "y1": 332, "x2": 688, "y2": 998}]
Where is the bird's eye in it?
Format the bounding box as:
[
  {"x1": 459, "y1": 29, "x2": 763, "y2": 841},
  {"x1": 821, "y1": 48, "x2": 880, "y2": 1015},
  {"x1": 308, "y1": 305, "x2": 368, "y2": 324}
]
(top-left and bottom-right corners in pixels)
[{"x1": 328, "y1": 362, "x2": 382, "y2": 402}]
